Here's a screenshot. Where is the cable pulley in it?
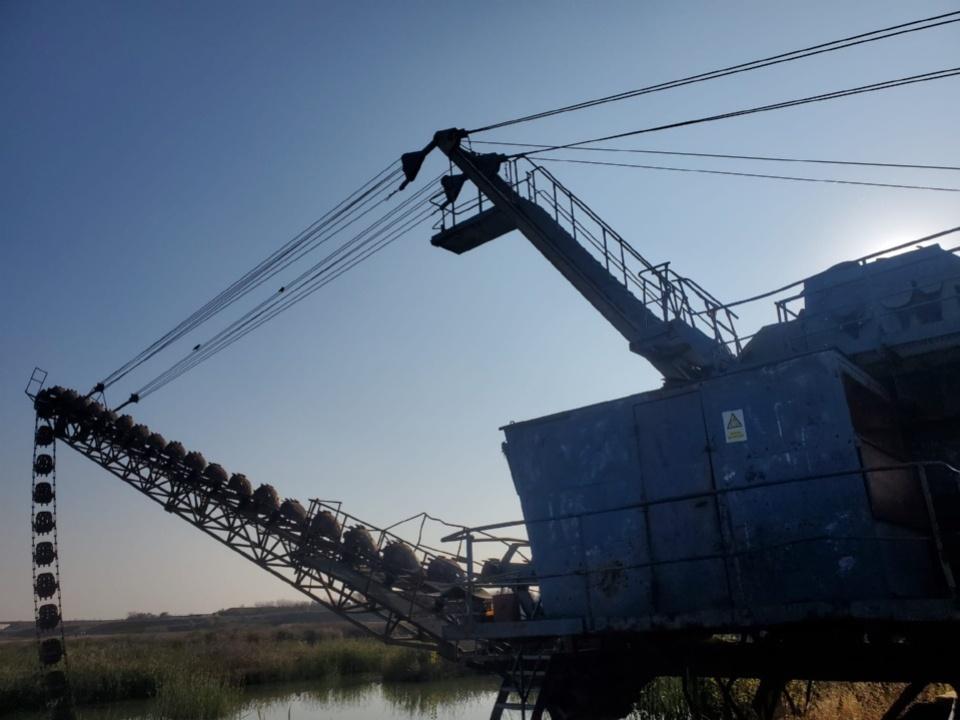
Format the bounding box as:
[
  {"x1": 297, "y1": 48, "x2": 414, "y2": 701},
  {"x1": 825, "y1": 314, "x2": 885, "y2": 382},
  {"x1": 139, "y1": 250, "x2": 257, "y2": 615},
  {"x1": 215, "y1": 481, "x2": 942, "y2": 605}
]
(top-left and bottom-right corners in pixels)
[
  {"x1": 441, "y1": 174, "x2": 468, "y2": 206},
  {"x1": 399, "y1": 139, "x2": 438, "y2": 190}
]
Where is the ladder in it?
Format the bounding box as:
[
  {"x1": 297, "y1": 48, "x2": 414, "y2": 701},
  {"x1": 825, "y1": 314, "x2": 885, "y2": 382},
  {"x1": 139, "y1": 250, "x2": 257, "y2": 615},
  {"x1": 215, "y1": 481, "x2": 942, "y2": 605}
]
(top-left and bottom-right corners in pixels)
[{"x1": 489, "y1": 650, "x2": 553, "y2": 720}]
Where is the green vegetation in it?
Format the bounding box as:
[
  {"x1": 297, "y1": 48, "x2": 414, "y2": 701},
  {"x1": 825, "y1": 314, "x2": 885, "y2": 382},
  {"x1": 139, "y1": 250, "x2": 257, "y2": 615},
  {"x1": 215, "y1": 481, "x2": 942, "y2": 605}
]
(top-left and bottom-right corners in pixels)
[
  {"x1": 0, "y1": 626, "x2": 469, "y2": 717},
  {"x1": 632, "y1": 677, "x2": 690, "y2": 719},
  {"x1": 149, "y1": 670, "x2": 241, "y2": 720},
  {"x1": 4, "y1": 628, "x2": 943, "y2": 720}
]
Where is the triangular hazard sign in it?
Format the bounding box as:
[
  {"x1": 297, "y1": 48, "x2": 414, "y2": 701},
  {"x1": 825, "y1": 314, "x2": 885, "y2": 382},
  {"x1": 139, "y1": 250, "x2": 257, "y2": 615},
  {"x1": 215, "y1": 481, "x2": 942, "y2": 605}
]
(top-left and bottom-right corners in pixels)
[{"x1": 726, "y1": 413, "x2": 743, "y2": 430}]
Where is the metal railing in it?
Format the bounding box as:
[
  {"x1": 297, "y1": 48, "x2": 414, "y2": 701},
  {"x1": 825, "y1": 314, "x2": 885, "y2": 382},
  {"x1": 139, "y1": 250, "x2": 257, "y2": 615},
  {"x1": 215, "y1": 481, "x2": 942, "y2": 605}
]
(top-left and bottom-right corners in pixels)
[
  {"x1": 435, "y1": 157, "x2": 742, "y2": 354},
  {"x1": 774, "y1": 245, "x2": 960, "y2": 324},
  {"x1": 297, "y1": 498, "x2": 527, "y2": 632},
  {"x1": 433, "y1": 161, "x2": 960, "y2": 352},
  {"x1": 33, "y1": 384, "x2": 960, "y2": 649},
  {"x1": 36, "y1": 385, "x2": 533, "y2": 656},
  {"x1": 442, "y1": 459, "x2": 960, "y2": 634}
]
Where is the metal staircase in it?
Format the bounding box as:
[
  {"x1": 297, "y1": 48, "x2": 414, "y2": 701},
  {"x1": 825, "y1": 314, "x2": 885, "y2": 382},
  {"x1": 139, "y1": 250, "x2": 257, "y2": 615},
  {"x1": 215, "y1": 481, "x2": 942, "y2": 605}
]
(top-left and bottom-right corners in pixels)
[
  {"x1": 436, "y1": 157, "x2": 740, "y2": 358},
  {"x1": 489, "y1": 649, "x2": 553, "y2": 720}
]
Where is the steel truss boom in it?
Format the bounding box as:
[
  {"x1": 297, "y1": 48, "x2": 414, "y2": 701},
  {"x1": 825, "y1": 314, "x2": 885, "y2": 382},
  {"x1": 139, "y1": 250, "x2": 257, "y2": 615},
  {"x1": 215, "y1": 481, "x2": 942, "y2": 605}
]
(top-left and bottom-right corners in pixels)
[{"x1": 33, "y1": 386, "x2": 481, "y2": 658}]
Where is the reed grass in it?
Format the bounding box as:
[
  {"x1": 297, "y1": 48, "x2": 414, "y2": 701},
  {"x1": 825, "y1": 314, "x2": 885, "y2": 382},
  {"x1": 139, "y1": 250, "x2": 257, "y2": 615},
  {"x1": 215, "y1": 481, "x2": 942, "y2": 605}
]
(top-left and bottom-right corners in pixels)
[
  {"x1": 9, "y1": 630, "x2": 915, "y2": 720},
  {"x1": 149, "y1": 669, "x2": 241, "y2": 720},
  {"x1": 0, "y1": 626, "x2": 468, "y2": 715}
]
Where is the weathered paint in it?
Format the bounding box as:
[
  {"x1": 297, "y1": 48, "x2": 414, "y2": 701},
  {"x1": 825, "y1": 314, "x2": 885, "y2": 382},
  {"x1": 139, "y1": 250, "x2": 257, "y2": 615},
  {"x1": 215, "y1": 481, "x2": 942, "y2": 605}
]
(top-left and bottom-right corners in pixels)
[
  {"x1": 502, "y1": 351, "x2": 949, "y2": 631},
  {"x1": 742, "y1": 244, "x2": 960, "y2": 369}
]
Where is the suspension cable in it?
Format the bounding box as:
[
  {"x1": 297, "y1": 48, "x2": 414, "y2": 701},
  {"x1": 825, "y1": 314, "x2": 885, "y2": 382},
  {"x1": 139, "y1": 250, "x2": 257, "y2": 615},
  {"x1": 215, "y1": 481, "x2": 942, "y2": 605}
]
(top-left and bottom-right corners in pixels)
[
  {"x1": 471, "y1": 141, "x2": 960, "y2": 173},
  {"x1": 535, "y1": 157, "x2": 960, "y2": 193},
  {"x1": 149, "y1": 204, "x2": 442, "y2": 391},
  {"x1": 134, "y1": 180, "x2": 444, "y2": 398},
  {"x1": 469, "y1": 11, "x2": 960, "y2": 133},
  {"x1": 136, "y1": 202, "x2": 439, "y2": 397},
  {"x1": 507, "y1": 67, "x2": 960, "y2": 158},
  {"x1": 97, "y1": 161, "x2": 402, "y2": 391}
]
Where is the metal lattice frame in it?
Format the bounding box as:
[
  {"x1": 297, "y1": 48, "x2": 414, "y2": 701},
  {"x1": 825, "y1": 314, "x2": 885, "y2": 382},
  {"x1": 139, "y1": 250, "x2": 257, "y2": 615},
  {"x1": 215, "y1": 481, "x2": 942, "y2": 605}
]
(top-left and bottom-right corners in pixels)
[{"x1": 49, "y1": 410, "x2": 471, "y2": 655}]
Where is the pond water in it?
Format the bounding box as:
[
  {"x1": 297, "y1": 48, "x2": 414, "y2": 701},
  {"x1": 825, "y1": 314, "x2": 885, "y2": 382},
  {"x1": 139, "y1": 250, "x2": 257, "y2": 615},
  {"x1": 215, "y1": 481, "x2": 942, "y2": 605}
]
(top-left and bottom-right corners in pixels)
[{"x1": 9, "y1": 676, "x2": 502, "y2": 720}]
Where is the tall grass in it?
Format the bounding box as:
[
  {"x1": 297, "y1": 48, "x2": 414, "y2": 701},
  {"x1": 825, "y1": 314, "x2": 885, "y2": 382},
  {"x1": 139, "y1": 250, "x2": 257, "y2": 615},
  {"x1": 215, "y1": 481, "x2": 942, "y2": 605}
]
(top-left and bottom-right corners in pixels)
[
  {"x1": 13, "y1": 630, "x2": 922, "y2": 720},
  {"x1": 150, "y1": 669, "x2": 241, "y2": 720},
  {"x1": 631, "y1": 677, "x2": 691, "y2": 719},
  {"x1": 0, "y1": 626, "x2": 468, "y2": 715}
]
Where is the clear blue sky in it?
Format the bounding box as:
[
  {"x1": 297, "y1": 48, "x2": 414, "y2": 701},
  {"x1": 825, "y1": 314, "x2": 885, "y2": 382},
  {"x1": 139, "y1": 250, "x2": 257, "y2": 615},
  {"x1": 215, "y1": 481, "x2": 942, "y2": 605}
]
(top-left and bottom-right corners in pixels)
[{"x1": 2, "y1": 1, "x2": 958, "y2": 620}]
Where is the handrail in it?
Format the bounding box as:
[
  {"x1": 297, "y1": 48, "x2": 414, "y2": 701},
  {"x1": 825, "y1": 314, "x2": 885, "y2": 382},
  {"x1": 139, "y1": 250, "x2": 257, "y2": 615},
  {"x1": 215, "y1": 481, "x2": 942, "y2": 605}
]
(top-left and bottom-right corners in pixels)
[
  {"x1": 433, "y1": 156, "x2": 742, "y2": 353},
  {"x1": 774, "y1": 262, "x2": 960, "y2": 322},
  {"x1": 444, "y1": 458, "x2": 959, "y2": 618},
  {"x1": 692, "y1": 239, "x2": 960, "y2": 326},
  {"x1": 520, "y1": 160, "x2": 741, "y2": 350},
  {"x1": 435, "y1": 164, "x2": 960, "y2": 357},
  {"x1": 442, "y1": 459, "x2": 960, "y2": 541}
]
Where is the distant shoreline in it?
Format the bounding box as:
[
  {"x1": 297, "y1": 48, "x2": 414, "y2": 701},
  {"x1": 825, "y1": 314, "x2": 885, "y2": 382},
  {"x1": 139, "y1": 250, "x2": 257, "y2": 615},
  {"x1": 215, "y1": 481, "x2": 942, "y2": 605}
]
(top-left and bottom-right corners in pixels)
[{"x1": 0, "y1": 602, "x2": 368, "y2": 642}]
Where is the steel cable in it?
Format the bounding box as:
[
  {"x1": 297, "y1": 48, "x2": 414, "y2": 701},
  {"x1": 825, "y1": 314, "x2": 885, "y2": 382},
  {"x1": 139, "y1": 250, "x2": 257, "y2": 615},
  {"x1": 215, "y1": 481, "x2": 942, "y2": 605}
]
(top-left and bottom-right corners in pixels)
[
  {"x1": 98, "y1": 162, "x2": 402, "y2": 390},
  {"x1": 136, "y1": 203, "x2": 439, "y2": 396},
  {"x1": 469, "y1": 11, "x2": 960, "y2": 133},
  {"x1": 135, "y1": 180, "x2": 443, "y2": 397},
  {"x1": 472, "y1": 141, "x2": 960, "y2": 173},
  {"x1": 508, "y1": 67, "x2": 960, "y2": 158},
  {"x1": 536, "y1": 157, "x2": 960, "y2": 193}
]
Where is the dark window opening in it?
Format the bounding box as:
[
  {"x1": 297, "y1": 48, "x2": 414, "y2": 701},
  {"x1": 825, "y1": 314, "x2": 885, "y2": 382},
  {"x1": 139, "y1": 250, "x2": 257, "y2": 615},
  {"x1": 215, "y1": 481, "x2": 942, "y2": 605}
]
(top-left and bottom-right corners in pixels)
[{"x1": 843, "y1": 375, "x2": 927, "y2": 529}]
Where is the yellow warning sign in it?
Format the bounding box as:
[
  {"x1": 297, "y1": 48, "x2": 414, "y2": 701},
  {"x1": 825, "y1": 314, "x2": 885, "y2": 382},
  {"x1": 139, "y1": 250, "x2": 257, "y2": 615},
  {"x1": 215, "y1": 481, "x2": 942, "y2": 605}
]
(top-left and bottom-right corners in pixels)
[{"x1": 722, "y1": 409, "x2": 747, "y2": 443}]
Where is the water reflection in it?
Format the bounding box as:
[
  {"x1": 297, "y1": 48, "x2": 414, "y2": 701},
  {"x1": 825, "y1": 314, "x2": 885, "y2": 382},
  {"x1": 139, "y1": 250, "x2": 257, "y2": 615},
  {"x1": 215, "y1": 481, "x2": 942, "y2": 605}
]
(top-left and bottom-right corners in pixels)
[
  {"x1": 382, "y1": 679, "x2": 498, "y2": 717},
  {"x1": 7, "y1": 676, "x2": 501, "y2": 720},
  {"x1": 241, "y1": 677, "x2": 499, "y2": 720}
]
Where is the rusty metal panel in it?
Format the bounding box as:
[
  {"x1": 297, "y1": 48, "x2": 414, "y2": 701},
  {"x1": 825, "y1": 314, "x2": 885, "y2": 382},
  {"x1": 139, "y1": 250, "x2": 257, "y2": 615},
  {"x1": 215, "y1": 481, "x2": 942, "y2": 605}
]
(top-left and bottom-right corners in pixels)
[
  {"x1": 702, "y1": 352, "x2": 886, "y2": 608},
  {"x1": 654, "y1": 558, "x2": 730, "y2": 617},
  {"x1": 503, "y1": 396, "x2": 647, "y2": 622},
  {"x1": 503, "y1": 348, "x2": 951, "y2": 630},
  {"x1": 633, "y1": 392, "x2": 713, "y2": 500},
  {"x1": 633, "y1": 392, "x2": 730, "y2": 617},
  {"x1": 581, "y1": 506, "x2": 651, "y2": 626}
]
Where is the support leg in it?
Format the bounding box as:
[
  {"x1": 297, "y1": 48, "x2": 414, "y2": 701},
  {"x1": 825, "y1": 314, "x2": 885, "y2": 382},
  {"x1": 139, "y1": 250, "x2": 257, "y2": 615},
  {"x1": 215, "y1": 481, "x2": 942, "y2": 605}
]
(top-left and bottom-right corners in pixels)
[
  {"x1": 880, "y1": 682, "x2": 928, "y2": 720},
  {"x1": 753, "y1": 676, "x2": 788, "y2": 720},
  {"x1": 718, "y1": 678, "x2": 747, "y2": 720}
]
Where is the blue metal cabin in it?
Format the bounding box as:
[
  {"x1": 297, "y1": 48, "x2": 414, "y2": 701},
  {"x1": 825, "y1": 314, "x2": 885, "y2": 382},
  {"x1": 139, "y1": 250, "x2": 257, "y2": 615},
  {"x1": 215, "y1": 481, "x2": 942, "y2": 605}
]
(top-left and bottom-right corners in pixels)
[
  {"x1": 424, "y1": 128, "x2": 960, "y2": 636},
  {"x1": 502, "y1": 349, "x2": 943, "y2": 630},
  {"x1": 502, "y1": 244, "x2": 960, "y2": 631}
]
